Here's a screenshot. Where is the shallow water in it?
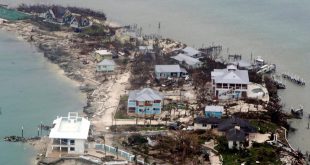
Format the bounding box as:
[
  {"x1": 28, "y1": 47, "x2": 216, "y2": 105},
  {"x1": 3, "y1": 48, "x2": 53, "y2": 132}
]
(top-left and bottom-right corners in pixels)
[{"x1": 0, "y1": 30, "x2": 86, "y2": 164}]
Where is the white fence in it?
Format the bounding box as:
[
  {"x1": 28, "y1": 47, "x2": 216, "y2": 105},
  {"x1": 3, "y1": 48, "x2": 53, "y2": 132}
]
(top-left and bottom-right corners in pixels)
[{"x1": 95, "y1": 144, "x2": 149, "y2": 165}]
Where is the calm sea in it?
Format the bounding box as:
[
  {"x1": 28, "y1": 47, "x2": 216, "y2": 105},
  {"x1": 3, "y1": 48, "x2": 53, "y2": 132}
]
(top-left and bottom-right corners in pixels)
[
  {"x1": 0, "y1": 30, "x2": 86, "y2": 164},
  {"x1": 1, "y1": 0, "x2": 310, "y2": 163}
]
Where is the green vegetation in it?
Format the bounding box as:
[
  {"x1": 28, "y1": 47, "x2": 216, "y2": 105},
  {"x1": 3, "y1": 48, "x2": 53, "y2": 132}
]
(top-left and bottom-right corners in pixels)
[
  {"x1": 250, "y1": 120, "x2": 277, "y2": 134},
  {"x1": 0, "y1": 7, "x2": 30, "y2": 20},
  {"x1": 128, "y1": 134, "x2": 148, "y2": 146},
  {"x1": 141, "y1": 126, "x2": 167, "y2": 131},
  {"x1": 215, "y1": 136, "x2": 281, "y2": 165},
  {"x1": 82, "y1": 24, "x2": 107, "y2": 36},
  {"x1": 114, "y1": 95, "x2": 135, "y2": 119}
]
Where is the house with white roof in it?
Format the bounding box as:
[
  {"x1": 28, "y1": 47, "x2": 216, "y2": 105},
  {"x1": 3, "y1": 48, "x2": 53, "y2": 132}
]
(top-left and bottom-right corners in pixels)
[
  {"x1": 127, "y1": 88, "x2": 164, "y2": 116},
  {"x1": 96, "y1": 59, "x2": 116, "y2": 72},
  {"x1": 171, "y1": 54, "x2": 203, "y2": 69},
  {"x1": 94, "y1": 49, "x2": 113, "y2": 61},
  {"x1": 181, "y1": 46, "x2": 201, "y2": 58},
  {"x1": 47, "y1": 112, "x2": 90, "y2": 156},
  {"x1": 155, "y1": 64, "x2": 187, "y2": 79},
  {"x1": 211, "y1": 65, "x2": 249, "y2": 99}
]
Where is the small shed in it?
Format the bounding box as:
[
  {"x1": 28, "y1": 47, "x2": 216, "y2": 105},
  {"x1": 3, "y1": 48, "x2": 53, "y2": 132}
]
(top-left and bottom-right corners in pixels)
[
  {"x1": 96, "y1": 59, "x2": 116, "y2": 72},
  {"x1": 205, "y1": 106, "x2": 224, "y2": 118},
  {"x1": 94, "y1": 49, "x2": 113, "y2": 61}
]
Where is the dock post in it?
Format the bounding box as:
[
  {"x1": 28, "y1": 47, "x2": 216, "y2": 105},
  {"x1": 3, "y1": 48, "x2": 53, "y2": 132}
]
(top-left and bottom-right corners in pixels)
[{"x1": 40, "y1": 121, "x2": 43, "y2": 136}]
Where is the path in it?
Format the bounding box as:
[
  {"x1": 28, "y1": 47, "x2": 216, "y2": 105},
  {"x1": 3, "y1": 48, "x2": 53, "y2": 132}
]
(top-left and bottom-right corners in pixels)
[{"x1": 92, "y1": 72, "x2": 130, "y2": 131}]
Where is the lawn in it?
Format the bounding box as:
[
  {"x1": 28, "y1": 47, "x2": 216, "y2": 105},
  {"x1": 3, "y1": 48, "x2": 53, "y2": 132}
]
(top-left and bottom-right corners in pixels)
[
  {"x1": 250, "y1": 119, "x2": 277, "y2": 134},
  {"x1": 216, "y1": 137, "x2": 281, "y2": 165},
  {"x1": 114, "y1": 95, "x2": 135, "y2": 119}
]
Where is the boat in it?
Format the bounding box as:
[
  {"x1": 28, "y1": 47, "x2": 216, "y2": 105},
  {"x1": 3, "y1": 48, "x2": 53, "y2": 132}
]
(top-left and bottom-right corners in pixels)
[
  {"x1": 257, "y1": 64, "x2": 276, "y2": 74},
  {"x1": 291, "y1": 105, "x2": 303, "y2": 118}
]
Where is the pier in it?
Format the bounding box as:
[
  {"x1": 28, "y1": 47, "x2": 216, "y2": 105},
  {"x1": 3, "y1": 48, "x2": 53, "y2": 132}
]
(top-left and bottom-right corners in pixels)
[{"x1": 282, "y1": 72, "x2": 305, "y2": 86}]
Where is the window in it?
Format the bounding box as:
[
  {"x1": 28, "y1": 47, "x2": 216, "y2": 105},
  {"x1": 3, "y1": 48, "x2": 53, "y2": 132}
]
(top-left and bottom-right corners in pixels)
[
  {"x1": 202, "y1": 123, "x2": 207, "y2": 127},
  {"x1": 223, "y1": 83, "x2": 228, "y2": 89},
  {"x1": 128, "y1": 107, "x2": 135, "y2": 113},
  {"x1": 70, "y1": 147, "x2": 75, "y2": 151},
  {"x1": 145, "y1": 101, "x2": 152, "y2": 106},
  {"x1": 70, "y1": 140, "x2": 75, "y2": 145}
]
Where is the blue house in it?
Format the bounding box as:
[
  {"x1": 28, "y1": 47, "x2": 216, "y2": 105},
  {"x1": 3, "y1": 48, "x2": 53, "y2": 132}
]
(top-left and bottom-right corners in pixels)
[
  {"x1": 127, "y1": 88, "x2": 163, "y2": 116},
  {"x1": 205, "y1": 106, "x2": 224, "y2": 118}
]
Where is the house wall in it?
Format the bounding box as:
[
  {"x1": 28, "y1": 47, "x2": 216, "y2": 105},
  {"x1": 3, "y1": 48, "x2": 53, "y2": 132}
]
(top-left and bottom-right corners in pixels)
[
  {"x1": 127, "y1": 100, "x2": 162, "y2": 115},
  {"x1": 212, "y1": 81, "x2": 248, "y2": 100},
  {"x1": 51, "y1": 138, "x2": 85, "y2": 155},
  {"x1": 155, "y1": 72, "x2": 181, "y2": 79},
  {"x1": 228, "y1": 140, "x2": 241, "y2": 150},
  {"x1": 205, "y1": 111, "x2": 222, "y2": 118},
  {"x1": 96, "y1": 65, "x2": 115, "y2": 72},
  {"x1": 194, "y1": 123, "x2": 211, "y2": 130},
  {"x1": 72, "y1": 139, "x2": 85, "y2": 154},
  {"x1": 95, "y1": 53, "x2": 113, "y2": 61}
]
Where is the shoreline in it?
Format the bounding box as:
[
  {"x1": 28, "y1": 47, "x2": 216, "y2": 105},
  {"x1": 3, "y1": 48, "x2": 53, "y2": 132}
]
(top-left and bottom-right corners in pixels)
[
  {"x1": 0, "y1": 7, "x2": 306, "y2": 164},
  {"x1": 0, "y1": 20, "x2": 101, "y2": 164}
]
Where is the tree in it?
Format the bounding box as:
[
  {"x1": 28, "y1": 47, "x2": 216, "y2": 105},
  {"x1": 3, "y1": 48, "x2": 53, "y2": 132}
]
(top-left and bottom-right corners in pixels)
[{"x1": 154, "y1": 131, "x2": 201, "y2": 164}]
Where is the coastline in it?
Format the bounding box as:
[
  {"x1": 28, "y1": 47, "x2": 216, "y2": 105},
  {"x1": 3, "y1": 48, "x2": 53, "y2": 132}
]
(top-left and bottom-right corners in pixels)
[{"x1": 0, "y1": 8, "x2": 307, "y2": 164}]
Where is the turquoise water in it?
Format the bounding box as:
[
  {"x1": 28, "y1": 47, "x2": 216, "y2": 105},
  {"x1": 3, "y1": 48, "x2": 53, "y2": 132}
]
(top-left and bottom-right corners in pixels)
[
  {"x1": 2, "y1": 0, "x2": 310, "y2": 160},
  {"x1": 0, "y1": 31, "x2": 86, "y2": 164}
]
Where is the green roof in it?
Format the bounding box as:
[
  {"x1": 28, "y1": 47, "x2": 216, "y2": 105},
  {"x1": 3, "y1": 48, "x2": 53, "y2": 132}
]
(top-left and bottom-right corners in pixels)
[{"x1": 0, "y1": 7, "x2": 30, "y2": 21}]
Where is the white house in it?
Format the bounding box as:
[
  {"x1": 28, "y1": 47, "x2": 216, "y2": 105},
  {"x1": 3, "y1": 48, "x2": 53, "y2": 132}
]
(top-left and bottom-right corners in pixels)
[
  {"x1": 154, "y1": 65, "x2": 187, "y2": 79},
  {"x1": 181, "y1": 46, "x2": 201, "y2": 58},
  {"x1": 48, "y1": 112, "x2": 90, "y2": 156},
  {"x1": 96, "y1": 59, "x2": 116, "y2": 72},
  {"x1": 211, "y1": 65, "x2": 249, "y2": 99},
  {"x1": 171, "y1": 53, "x2": 203, "y2": 69}
]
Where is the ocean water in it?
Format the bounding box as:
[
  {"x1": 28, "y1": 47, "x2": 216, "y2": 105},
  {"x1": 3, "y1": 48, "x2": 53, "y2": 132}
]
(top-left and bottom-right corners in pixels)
[
  {"x1": 0, "y1": 30, "x2": 86, "y2": 164},
  {"x1": 1, "y1": 0, "x2": 310, "y2": 161}
]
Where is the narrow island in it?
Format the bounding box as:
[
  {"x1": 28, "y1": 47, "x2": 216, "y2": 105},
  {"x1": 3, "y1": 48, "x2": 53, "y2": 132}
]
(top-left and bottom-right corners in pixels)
[{"x1": 0, "y1": 4, "x2": 307, "y2": 165}]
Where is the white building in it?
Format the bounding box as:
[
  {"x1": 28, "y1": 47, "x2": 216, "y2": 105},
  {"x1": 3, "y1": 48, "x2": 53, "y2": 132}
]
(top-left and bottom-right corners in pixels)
[
  {"x1": 211, "y1": 65, "x2": 249, "y2": 99},
  {"x1": 154, "y1": 64, "x2": 187, "y2": 79},
  {"x1": 171, "y1": 53, "x2": 203, "y2": 69},
  {"x1": 181, "y1": 46, "x2": 201, "y2": 58},
  {"x1": 48, "y1": 112, "x2": 90, "y2": 156}
]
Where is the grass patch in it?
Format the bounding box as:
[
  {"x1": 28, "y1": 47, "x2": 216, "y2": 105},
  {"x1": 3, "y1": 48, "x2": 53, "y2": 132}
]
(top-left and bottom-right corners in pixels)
[
  {"x1": 114, "y1": 95, "x2": 135, "y2": 119},
  {"x1": 216, "y1": 137, "x2": 281, "y2": 165},
  {"x1": 0, "y1": 7, "x2": 30, "y2": 20},
  {"x1": 250, "y1": 120, "x2": 277, "y2": 133}
]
